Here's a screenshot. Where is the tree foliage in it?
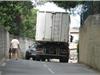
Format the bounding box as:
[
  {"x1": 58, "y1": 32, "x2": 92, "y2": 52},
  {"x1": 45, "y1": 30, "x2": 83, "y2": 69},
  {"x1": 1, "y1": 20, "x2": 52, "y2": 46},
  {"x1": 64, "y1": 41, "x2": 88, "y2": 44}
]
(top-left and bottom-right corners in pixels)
[
  {"x1": 0, "y1": 1, "x2": 37, "y2": 39},
  {"x1": 53, "y1": 1, "x2": 84, "y2": 9}
]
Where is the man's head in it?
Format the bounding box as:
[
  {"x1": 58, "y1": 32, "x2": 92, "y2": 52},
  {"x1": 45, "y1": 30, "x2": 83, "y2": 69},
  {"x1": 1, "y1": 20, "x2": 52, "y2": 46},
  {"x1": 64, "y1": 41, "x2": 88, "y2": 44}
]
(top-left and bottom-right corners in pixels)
[{"x1": 13, "y1": 36, "x2": 18, "y2": 39}]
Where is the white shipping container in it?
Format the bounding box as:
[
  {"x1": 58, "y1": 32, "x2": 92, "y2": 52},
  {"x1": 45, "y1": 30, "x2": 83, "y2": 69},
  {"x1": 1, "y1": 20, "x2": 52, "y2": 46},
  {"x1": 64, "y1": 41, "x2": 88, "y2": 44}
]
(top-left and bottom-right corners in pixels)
[{"x1": 35, "y1": 11, "x2": 70, "y2": 42}]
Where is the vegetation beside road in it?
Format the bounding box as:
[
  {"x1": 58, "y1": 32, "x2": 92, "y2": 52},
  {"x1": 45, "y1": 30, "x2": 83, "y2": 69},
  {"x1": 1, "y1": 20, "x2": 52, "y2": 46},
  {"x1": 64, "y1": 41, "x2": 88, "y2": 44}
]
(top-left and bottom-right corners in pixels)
[{"x1": 0, "y1": 1, "x2": 37, "y2": 39}]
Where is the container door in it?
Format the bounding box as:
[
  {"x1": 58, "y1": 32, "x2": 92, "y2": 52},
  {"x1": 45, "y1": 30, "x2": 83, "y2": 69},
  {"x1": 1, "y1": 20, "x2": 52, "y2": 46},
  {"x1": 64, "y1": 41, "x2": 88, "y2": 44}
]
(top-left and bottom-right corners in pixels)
[
  {"x1": 44, "y1": 13, "x2": 52, "y2": 41},
  {"x1": 61, "y1": 14, "x2": 70, "y2": 42},
  {"x1": 51, "y1": 13, "x2": 62, "y2": 42},
  {"x1": 35, "y1": 12, "x2": 46, "y2": 41}
]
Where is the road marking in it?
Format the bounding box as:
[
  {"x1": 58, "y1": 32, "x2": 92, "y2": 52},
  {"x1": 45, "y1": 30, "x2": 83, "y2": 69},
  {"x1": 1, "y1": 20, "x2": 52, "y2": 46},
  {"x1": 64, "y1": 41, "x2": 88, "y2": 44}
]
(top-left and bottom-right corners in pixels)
[
  {"x1": 43, "y1": 63, "x2": 55, "y2": 74},
  {"x1": 47, "y1": 67, "x2": 55, "y2": 74},
  {"x1": 1, "y1": 63, "x2": 6, "y2": 67}
]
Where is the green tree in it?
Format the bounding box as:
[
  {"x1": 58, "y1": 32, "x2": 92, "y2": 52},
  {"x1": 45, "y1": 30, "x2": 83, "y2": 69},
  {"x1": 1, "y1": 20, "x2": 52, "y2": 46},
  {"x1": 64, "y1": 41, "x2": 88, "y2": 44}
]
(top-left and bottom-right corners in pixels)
[
  {"x1": 21, "y1": 8, "x2": 37, "y2": 38},
  {"x1": 0, "y1": 1, "x2": 37, "y2": 39},
  {"x1": 53, "y1": 1, "x2": 84, "y2": 9}
]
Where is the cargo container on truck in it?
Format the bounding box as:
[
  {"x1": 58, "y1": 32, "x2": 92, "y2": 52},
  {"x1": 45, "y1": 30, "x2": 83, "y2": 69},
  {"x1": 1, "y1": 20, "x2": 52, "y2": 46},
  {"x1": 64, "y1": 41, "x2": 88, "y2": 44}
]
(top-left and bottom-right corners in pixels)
[{"x1": 35, "y1": 11, "x2": 70, "y2": 62}]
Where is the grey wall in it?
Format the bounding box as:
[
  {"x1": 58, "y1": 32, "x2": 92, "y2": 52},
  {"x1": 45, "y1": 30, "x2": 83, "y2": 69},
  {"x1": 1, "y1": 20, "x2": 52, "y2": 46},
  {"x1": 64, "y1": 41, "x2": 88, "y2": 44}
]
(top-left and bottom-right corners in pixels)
[
  {"x1": 0, "y1": 27, "x2": 9, "y2": 61},
  {"x1": 0, "y1": 27, "x2": 33, "y2": 61},
  {"x1": 79, "y1": 14, "x2": 100, "y2": 70}
]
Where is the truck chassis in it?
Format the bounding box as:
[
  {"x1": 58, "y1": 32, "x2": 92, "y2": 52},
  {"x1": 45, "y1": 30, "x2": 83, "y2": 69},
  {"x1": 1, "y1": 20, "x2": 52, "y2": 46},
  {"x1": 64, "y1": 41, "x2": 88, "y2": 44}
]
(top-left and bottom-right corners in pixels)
[{"x1": 36, "y1": 42, "x2": 69, "y2": 63}]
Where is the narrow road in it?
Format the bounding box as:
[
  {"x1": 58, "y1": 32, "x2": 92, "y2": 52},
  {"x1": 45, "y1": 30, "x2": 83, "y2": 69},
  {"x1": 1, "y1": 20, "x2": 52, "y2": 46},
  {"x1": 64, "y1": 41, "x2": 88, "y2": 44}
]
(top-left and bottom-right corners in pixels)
[{"x1": 0, "y1": 59, "x2": 99, "y2": 75}]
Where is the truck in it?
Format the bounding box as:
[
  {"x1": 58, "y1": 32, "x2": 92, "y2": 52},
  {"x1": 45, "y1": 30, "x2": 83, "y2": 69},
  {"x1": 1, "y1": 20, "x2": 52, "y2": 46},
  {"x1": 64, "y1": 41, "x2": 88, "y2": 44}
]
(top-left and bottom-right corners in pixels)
[{"x1": 35, "y1": 11, "x2": 70, "y2": 62}]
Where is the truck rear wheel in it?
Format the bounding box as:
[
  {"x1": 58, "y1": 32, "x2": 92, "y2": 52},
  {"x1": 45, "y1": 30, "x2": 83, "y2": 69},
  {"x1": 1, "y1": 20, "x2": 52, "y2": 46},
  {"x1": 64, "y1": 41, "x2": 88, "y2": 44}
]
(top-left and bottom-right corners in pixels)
[
  {"x1": 41, "y1": 58, "x2": 45, "y2": 61},
  {"x1": 47, "y1": 59, "x2": 50, "y2": 62},
  {"x1": 25, "y1": 51, "x2": 30, "y2": 60},
  {"x1": 60, "y1": 57, "x2": 68, "y2": 63},
  {"x1": 36, "y1": 56, "x2": 41, "y2": 61}
]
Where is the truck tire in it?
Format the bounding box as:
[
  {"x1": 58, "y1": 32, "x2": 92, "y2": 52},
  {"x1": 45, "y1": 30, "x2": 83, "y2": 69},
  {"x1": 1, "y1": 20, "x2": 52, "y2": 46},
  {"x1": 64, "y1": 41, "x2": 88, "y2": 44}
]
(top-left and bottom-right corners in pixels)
[
  {"x1": 25, "y1": 52, "x2": 30, "y2": 60},
  {"x1": 60, "y1": 57, "x2": 68, "y2": 63},
  {"x1": 36, "y1": 58, "x2": 40, "y2": 61},
  {"x1": 32, "y1": 57, "x2": 35, "y2": 60},
  {"x1": 41, "y1": 58, "x2": 45, "y2": 61},
  {"x1": 47, "y1": 59, "x2": 50, "y2": 62},
  {"x1": 36, "y1": 56, "x2": 41, "y2": 61}
]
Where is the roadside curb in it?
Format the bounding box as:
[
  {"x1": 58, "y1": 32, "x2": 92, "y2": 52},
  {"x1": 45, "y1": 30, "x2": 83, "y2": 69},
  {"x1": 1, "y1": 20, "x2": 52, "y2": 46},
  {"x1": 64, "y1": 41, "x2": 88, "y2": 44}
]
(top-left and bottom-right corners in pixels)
[
  {"x1": 0, "y1": 58, "x2": 6, "y2": 75},
  {"x1": 0, "y1": 71, "x2": 1, "y2": 75},
  {"x1": 0, "y1": 58, "x2": 6, "y2": 65}
]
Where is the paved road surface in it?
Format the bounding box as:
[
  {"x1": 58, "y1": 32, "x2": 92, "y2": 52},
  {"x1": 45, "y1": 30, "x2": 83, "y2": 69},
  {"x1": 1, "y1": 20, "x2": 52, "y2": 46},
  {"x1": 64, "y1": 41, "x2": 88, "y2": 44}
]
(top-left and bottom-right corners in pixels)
[{"x1": 0, "y1": 59, "x2": 99, "y2": 75}]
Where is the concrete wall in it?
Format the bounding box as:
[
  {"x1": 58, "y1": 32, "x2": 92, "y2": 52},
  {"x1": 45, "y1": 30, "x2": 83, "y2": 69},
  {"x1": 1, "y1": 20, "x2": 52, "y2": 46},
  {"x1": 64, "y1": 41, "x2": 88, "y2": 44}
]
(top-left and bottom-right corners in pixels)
[
  {"x1": 0, "y1": 27, "x2": 33, "y2": 61},
  {"x1": 0, "y1": 27, "x2": 9, "y2": 61},
  {"x1": 79, "y1": 14, "x2": 100, "y2": 70},
  {"x1": 19, "y1": 37, "x2": 33, "y2": 54}
]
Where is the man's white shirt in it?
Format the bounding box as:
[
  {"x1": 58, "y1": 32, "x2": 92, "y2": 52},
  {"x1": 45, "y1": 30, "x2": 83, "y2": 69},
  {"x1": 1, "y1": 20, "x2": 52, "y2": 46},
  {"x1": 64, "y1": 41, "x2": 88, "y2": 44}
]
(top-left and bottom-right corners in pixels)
[{"x1": 11, "y1": 39, "x2": 19, "y2": 48}]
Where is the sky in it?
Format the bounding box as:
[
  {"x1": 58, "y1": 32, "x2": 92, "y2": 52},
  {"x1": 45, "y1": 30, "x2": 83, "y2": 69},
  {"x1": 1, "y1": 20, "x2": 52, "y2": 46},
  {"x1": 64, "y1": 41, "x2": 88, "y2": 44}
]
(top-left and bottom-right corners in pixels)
[
  {"x1": 70, "y1": 15, "x2": 80, "y2": 28},
  {"x1": 35, "y1": 2, "x2": 80, "y2": 28}
]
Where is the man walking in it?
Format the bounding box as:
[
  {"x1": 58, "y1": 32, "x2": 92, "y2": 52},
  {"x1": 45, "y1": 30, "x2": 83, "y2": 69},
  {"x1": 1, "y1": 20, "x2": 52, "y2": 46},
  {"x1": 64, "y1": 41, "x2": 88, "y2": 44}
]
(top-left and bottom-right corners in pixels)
[{"x1": 9, "y1": 37, "x2": 20, "y2": 60}]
